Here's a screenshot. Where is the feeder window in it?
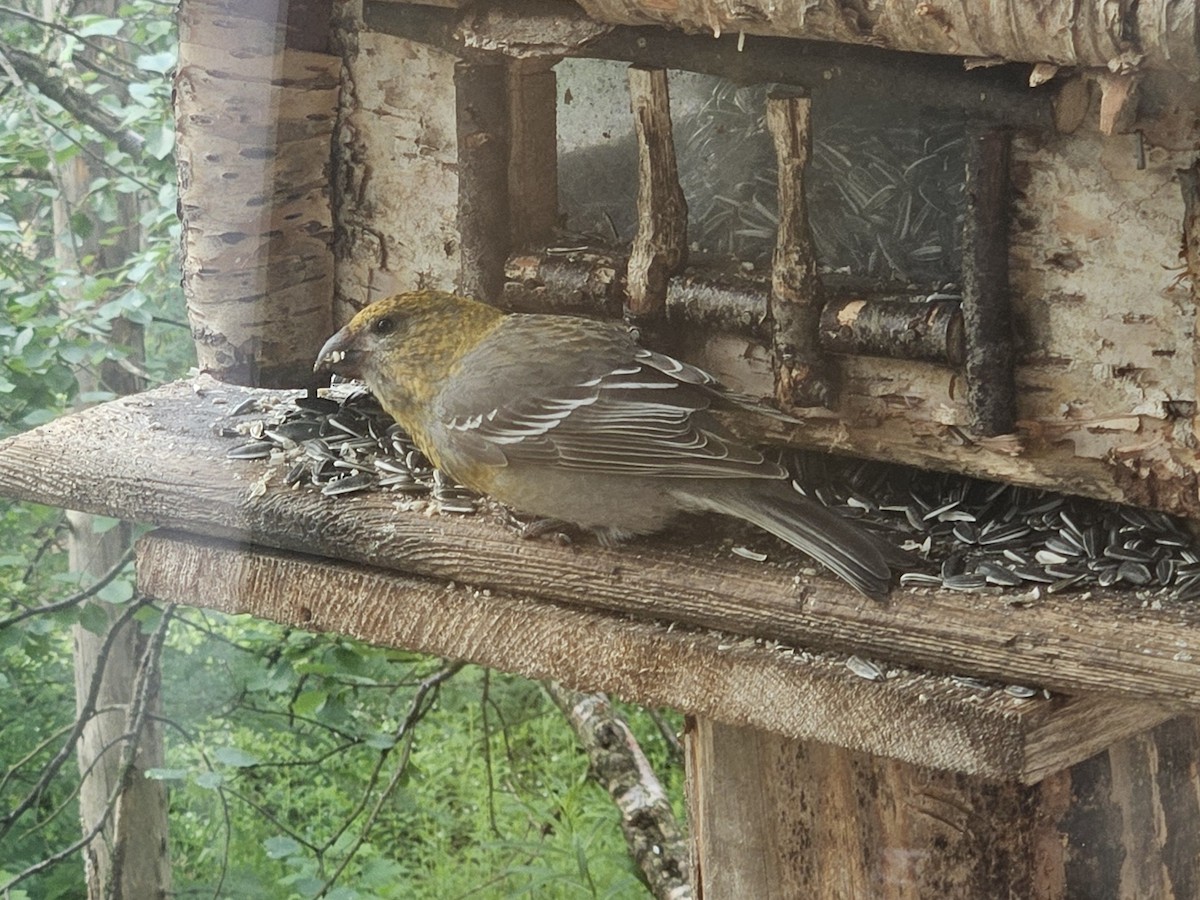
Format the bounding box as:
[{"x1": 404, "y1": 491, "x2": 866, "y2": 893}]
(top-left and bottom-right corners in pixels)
[{"x1": 557, "y1": 59, "x2": 966, "y2": 285}]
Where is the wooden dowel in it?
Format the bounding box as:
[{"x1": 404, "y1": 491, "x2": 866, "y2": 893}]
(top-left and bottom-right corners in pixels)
[
  {"x1": 501, "y1": 249, "x2": 625, "y2": 317},
  {"x1": 625, "y1": 66, "x2": 687, "y2": 319},
  {"x1": 767, "y1": 90, "x2": 832, "y2": 408},
  {"x1": 455, "y1": 60, "x2": 510, "y2": 304},
  {"x1": 820, "y1": 295, "x2": 966, "y2": 366},
  {"x1": 962, "y1": 127, "x2": 1017, "y2": 436},
  {"x1": 666, "y1": 269, "x2": 772, "y2": 341}
]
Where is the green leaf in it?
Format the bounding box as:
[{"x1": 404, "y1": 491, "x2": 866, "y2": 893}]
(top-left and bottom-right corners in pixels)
[
  {"x1": 76, "y1": 16, "x2": 126, "y2": 37},
  {"x1": 145, "y1": 123, "x2": 175, "y2": 160},
  {"x1": 291, "y1": 689, "x2": 327, "y2": 717},
  {"x1": 136, "y1": 50, "x2": 176, "y2": 74},
  {"x1": 78, "y1": 602, "x2": 111, "y2": 635},
  {"x1": 195, "y1": 771, "x2": 224, "y2": 790},
  {"x1": 96, "y1": 578, "x2": 134, "y2": 604},
  {"x1": 90, "y1": 515, "x2": 122, "y2": 535},
  {"x1": 214, "y1": 746, "x2": 260, "y2": 768},
  {"x1": 264, "y1": 835, "x2": 301, "y2": 859}
]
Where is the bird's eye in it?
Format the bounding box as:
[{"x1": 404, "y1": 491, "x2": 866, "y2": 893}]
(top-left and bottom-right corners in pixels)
[{"x1": 372, "y1": 316, "x2": 395, "y2": 335}]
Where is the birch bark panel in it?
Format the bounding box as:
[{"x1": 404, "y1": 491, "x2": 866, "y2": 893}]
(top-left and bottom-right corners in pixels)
[
  {"x1": 333, "y1": 31, "x2": 460, "y2": 324},
  {"x1": 682, "y1": 130, "x2": 1200, "y2": 513},
  {"x1": 176, "y1": 1, "x2": 338, "y2": 387}
]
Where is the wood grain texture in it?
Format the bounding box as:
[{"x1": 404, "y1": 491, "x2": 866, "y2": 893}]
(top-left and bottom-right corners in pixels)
[
  {"x1": 134, "y1": 532, "x2": 1170, "y2": 782},
  {"x1": 4, "y1": 379, "x2": 1200, "y2": 708},
  {"x1": 455, "y1": 59, "x2": 510, "y2": 304},
  {"x1": 686, "y1": 716, "x2": 1200, "y2": 900}
]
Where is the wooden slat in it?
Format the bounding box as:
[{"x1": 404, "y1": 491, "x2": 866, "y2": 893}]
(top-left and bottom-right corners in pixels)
[
  {"x1": 135, "y1": 531, "x2": 1171, "y2": 782},
  {"x1": 3, "y1": 379, "x2": 1200, "y2": 706}
]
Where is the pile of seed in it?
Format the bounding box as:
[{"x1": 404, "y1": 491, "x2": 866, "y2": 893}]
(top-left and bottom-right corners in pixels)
[
  {"x1": 222, "y1": 390, "x2": 1200, "y2": 600},
  {"x1": 789, "y1": 451, "x2": 1200, "y2": 601},
  {"x1": 220, "y1": 388, "x2": 478, "y2": 514}
]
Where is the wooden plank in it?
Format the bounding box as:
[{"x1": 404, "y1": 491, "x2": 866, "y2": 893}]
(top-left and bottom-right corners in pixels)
[
  {"x1": 4, "y1": 379, "x2": 1200, "y2": 706},
  {"x1": 135, "y1": 532, "x2": 1171, "y2": 782},
  {"x1": 686, "y1": 716, "x2": 1200, "y2": 899},
  {"x1": 625, "y1": 66, "x2": 687, "y2": 318},
  {"x1": 767, "y1": 90, "x2": 831, "y2": 408}
]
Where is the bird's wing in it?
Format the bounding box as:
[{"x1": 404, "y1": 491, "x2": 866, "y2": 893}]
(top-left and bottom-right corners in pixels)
[{"x1": 436, "y1": 316, "x2": 784, "y2": 479}]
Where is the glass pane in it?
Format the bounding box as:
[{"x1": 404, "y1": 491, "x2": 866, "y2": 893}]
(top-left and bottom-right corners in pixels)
[{"x1": 557, "y1": 60, "x2": 965, "y2": 285}]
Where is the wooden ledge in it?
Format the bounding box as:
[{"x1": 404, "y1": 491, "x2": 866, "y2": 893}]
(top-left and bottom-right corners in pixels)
[
  {"x1": 2, "y1": 378, "x2": 1200, "y2": 707},
  {"x1": 136, "y1": 531, "x2": 1171, "y2": 783}
]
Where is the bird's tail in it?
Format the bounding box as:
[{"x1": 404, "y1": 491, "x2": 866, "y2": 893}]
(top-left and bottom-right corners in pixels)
[{"x1": 679, "y1": 481, "x2": 896, "y2": 602}]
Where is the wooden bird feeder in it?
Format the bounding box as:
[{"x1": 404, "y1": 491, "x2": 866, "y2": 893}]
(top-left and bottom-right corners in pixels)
[{"x1": 4, "y1": 0, "x2": 1200, "y2": 895}]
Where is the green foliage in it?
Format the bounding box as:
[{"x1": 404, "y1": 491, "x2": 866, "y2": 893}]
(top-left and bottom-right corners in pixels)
[
  {"x1": 0, "y1": 0, "x2": 191, "y2": 436},
  {"x1": 156, "y1": 615, "x2": 683, "y2": 898}
]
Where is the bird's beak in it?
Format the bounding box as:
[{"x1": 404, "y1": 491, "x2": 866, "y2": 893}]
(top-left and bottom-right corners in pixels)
[{"x1": 314, "y1": 326, "x2": 363, "y2": 378}]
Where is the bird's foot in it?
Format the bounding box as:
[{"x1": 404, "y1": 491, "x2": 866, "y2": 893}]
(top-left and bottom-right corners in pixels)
[{"x1": 499, "y1": 509, "x2": 576, "y2": 545}]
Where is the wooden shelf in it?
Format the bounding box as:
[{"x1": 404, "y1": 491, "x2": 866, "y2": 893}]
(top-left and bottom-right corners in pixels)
[{"x1": 0, "y1": 376, "x2": 1196, "y2": 782}]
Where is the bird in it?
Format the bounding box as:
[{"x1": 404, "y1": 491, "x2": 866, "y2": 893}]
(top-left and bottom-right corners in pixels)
[{"x1": 314, "y1": 290, "x2": 895, "y2": 600}]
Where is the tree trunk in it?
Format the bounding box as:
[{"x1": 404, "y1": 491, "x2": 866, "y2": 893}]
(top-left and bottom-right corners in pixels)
[{"x1": 43, "y1": 0, "x2": 171, "y2": 894}]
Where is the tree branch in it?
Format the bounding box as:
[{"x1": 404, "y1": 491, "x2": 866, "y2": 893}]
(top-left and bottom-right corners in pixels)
[
  {"x1": 0, "y1": 41, "x2": 147, "y2": 159},
  {"x1": 544, "y1": 683, "x2": 692, "y2": 900}
]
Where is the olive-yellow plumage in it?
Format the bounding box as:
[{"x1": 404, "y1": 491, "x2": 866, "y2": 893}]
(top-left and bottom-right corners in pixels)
[{"x1": 315, "y1": 291, "x2": 894, "y2": 600}]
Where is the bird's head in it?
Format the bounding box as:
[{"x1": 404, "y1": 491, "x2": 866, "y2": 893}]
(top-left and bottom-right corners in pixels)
[{"x1": 314, "y1": 290, "x2": 504, "y2": 419}]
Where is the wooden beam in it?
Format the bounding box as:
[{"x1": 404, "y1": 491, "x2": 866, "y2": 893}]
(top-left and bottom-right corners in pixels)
[
  {"x1": 686, "y1": 716, "x2": 1200, "y2": 898},
  {"x1": 820, "y1": 295, "x2": 965, "y2": 366},
  {"x1": 767, "y1": 91, "x2": 831, "y2": 408},
  {"x1": 625, "y1": 66, "x2": 687, "y2": 319},
  {"x1": 506, "y1": 59, "x2": 558, "y2": 249},
  {"x1": 6, "y1": 380, "x2": 1200, "y2": 706},
  {"x1": 362, "y1": 1, "x2": 1054, "y2": 130},
  {"x1": 135, "y1": 532, "x2": 1172, "y2": 783},
  {"x1": 455, "y1": 59, "x2": 510, "y2": 303}
]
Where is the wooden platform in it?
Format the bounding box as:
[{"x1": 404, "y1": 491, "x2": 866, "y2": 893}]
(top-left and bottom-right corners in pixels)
[{"x1": 1, "y1": 376, "x2": 1197, "y2": 784}]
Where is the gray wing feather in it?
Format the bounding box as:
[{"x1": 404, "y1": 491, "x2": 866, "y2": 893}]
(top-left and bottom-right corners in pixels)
[{"x1": 436, "y1": 316, "x2": 784, "y2": 480}]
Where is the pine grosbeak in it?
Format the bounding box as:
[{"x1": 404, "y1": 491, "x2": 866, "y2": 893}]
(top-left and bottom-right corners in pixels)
[{"x1": 315, "y1": 291, "x2": 893, "y2": 599}]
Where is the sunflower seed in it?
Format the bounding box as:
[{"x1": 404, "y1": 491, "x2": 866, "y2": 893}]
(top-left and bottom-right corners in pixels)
[{"x1": 846, "y1": 655, "x2": 884, "y2": 681}]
